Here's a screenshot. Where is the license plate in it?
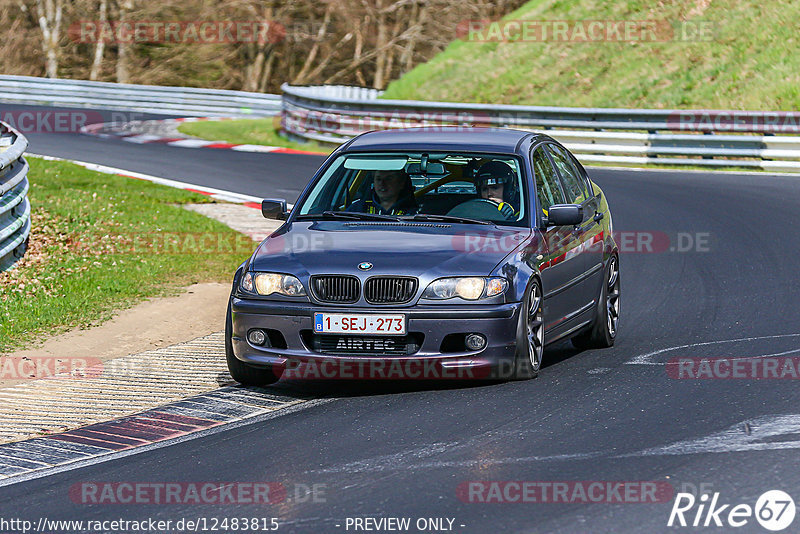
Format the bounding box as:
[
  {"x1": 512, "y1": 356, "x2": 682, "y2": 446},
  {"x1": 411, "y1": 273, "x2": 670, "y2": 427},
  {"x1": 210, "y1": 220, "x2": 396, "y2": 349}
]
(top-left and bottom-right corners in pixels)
[{"x1": 314, "y1": 313, "x2": 406, "y2": 335}]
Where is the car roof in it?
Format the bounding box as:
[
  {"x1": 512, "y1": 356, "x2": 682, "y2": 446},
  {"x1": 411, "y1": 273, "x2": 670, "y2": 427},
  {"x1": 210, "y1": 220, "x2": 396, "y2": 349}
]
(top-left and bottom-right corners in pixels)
[{"x1": 342, "y1": 127, "x2": 549, "y2": 154}]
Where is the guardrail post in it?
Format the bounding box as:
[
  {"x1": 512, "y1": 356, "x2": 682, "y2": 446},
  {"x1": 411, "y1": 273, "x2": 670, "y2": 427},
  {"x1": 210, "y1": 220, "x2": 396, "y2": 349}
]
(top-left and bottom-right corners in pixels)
[{"x1": 0, "y1": 122, "x2": 31, "y2": 272}]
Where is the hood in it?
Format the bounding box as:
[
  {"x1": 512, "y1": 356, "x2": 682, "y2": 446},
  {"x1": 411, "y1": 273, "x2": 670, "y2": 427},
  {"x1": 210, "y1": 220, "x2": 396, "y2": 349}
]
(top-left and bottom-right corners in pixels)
[{"x1": 250, "y1": 221, "x2": 530, "y2": 279}]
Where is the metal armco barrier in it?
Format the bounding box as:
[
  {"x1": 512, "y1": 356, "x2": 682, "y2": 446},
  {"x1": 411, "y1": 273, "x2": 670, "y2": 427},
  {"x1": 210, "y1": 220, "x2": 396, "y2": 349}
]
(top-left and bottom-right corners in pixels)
[
  {"x1": 0, "y1": 75, "x2": 280, "y2": 117},
  {"x1": 0, "y1": 122, "x2": 30, "y2": 272},
  {"x1": 281, "y1": 84, "x2": 800, "y2": 172}
]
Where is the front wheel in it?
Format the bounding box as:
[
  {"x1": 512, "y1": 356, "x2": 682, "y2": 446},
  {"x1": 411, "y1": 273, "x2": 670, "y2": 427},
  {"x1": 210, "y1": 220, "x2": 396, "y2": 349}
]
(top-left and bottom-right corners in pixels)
[
  {"x1": 225, "y1": 303, "x2": 280, "y2": 386},
  {"x1": 511, "y1": 279, "x2": 544, "y2": 380},
  {"x1": 572, "y1": 255, "x2": 620, "y2": 350}
]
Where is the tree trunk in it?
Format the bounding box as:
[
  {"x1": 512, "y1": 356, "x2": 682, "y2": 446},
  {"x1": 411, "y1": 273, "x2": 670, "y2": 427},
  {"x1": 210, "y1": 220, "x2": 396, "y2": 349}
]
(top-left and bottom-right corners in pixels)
[
  {"x1": 115, "y1": 0, "x2": 133, "y2": 83},
  {"x1": 243, "y1": 48, "x2": 266, "y2": 92},
  {"x1": 257, "y1": 50, "x2": 276, "y2": 93},
  {"x1": 401, "y1": 2, "x2": 425, "y2": 72},
  {"x1": 372, "y1": 0, "x2": 387, "y2": 89},
  {"x1": 291, "y1": 2, "x2": 334, "y2": 85},
  {"x1": 89, "y1": 0, "x2": 108, "y2": 81},
  {"x1": 381, "y1": 15, "x2": 403, "y2": 86},
  {"x1": 34, "y1": 0, "x2": 62, "y2": 78}
]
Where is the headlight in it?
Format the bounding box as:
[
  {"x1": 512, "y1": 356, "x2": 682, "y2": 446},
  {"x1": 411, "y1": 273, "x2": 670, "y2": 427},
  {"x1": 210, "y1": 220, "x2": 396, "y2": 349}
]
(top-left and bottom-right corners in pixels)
[
  {"x1": 241, "y1": 272, "x2": 255, "y2": 292},
  {"x1": 241, "y1": 272, "x2": 306, "y2": 296},
  {"x1": 422, "y1": 277, "x2": 507, "y2": 300}
]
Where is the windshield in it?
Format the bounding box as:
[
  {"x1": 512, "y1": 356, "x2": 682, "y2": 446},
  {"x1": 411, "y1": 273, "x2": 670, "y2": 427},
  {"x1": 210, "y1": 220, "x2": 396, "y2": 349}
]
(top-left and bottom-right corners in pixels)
[{"x1": 295, "y1": 152, "x2": 527, "y2": 225}]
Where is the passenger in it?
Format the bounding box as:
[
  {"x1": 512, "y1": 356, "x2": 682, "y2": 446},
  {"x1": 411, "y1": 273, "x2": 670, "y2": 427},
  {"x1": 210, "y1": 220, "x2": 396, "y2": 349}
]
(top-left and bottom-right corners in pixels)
[
  {"x1": 347, "y1": 169, "x2": 418, "y2": 215},
  {"x1": 475, "y1": 161, "x2": 519, "y2": 219}
]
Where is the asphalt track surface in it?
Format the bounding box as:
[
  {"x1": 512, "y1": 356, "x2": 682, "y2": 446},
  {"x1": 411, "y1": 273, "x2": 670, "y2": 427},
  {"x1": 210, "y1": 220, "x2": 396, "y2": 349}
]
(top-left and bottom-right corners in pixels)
[{"x1": 3, "y1": 104, "x2": 800, "y2": 533}]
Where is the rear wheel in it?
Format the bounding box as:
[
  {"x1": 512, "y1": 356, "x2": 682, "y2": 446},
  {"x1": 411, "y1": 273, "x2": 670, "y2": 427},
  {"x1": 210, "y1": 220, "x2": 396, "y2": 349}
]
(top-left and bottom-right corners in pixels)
[
  {"x1": 225, "y1": 303, "x2": 280, "y2": 386},
  {"x1": 572, "y1": 255, "x2": 620, "y2": 350},
  {"x1": 511, "y1": 279, "x2": 544, "y2": 380}
]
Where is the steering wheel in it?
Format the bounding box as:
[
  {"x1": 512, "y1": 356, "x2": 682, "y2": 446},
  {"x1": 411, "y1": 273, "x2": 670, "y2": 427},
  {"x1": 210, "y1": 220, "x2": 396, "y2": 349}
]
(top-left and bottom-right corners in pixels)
[{"x1": 447, "y1": 198, "x2": 514, "y2": 221}]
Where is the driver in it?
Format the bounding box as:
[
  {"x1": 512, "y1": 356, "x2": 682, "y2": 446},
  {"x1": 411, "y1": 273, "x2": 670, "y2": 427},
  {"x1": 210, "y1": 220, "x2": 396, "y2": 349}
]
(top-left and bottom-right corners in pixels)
[
  {"x1": 347, "y1": 169, "x2": 418, "y2": 215},
  {"x1": 475, "y1": 161, "x2": 518, "y2": 219}
]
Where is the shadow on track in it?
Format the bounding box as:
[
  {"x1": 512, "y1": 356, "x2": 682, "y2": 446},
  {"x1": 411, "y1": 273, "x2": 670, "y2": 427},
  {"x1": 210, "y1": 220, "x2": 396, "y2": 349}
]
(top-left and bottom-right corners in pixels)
[{"x1": 223, "y1": 339, "x2": 586, "y2": 400}]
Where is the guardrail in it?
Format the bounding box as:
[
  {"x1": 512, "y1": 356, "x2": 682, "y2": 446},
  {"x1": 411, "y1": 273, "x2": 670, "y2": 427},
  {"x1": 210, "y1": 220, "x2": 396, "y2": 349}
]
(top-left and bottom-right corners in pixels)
[
  {"x1": 0, "y1": 121, "x2": 30, "y2": 272},
  {"x1": 0, "y1": 75, "x2": 280, "y2": 117},
  {"x1": 281, "y1": 84, "x2": 800, "y2": 172}
]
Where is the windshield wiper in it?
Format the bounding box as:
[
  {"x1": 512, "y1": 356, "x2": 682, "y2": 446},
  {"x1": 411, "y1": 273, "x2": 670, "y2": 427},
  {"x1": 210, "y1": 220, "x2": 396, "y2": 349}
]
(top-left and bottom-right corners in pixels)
[
  {"x1": 406, "y1": 214, "x2": 492, "y2": 225},
  {"x1": 295, "y1": 211, "x2": 401, "y2": 222}
]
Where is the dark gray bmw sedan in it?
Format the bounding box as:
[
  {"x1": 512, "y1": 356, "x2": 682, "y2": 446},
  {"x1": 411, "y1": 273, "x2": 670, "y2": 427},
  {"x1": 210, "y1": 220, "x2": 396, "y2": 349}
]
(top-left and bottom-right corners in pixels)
[{"x1": 226, "y1": 128, "x2": 619, "y2": 385}]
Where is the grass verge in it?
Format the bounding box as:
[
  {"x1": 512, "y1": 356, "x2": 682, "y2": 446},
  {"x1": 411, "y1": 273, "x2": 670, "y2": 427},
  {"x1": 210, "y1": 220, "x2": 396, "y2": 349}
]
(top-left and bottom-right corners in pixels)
[
  {"x1": 177, "y1": 118, "x2": 333, "y2": 154},
  {"x1": 0, "y1": 157, "x2": 251, "y2": 352},
  {"x1": 382, "y1": 0, "x2": 800, "y2": 110}
]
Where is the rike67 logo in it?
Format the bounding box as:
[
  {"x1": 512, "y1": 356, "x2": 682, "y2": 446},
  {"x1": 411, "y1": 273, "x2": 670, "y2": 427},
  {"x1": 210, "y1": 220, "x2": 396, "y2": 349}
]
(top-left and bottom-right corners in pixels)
[{"x1": 668, "y1": 490, "x2": 796, "y2": 531}]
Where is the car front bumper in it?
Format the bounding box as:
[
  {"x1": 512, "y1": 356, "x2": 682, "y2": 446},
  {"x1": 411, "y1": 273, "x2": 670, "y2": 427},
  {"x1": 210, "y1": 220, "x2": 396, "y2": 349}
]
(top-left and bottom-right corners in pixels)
[{"x1": 230, "y1": 297, "x2": 522, "y2": 380}]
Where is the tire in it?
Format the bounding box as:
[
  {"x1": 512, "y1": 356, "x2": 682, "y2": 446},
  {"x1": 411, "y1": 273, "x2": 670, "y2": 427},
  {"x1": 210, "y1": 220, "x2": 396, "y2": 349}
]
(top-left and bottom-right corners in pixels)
[
  {"x1": 225, "y1": 302, "x2": 280, "y2": 386},
  {"x1": 511, "y1": 278, "x2": 544, "y2": 380},
  {"x1": 571, "y1": 254, "x2": 620, "y2": 350}
]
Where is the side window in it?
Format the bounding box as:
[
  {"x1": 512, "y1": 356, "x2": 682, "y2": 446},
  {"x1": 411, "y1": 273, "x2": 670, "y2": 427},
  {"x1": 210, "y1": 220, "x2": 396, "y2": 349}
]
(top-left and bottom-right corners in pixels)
[
  {"x1": 569, "y1": 152, "x2": 594, "y2": 198},
  {"x1": 548, "y1": 144, "x2": 589, "y2": 204},
  {"x1": 531, "y1": 146, "x2": 564, "y2": 214}
]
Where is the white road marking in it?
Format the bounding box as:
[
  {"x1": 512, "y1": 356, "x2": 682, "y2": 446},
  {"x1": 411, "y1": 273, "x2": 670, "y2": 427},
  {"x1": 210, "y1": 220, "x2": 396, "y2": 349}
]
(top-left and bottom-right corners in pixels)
[
  {"x1": 306, "y1": 412, "x2": 800, "y2": 475},
  {"x1": 164, "y1": 139, "x2": 216, "y2": 148},
  {"x1": 306, "y1": 449, "x2": 608, "y2": 475},
  {"x1": 230, "y1": 144, "x2": 281, "y2": 152},
  {"x1": 625, "y1": 333, "x2": 800, "y2": 365},
  {"x1": 620, "y1": 414, "x2": 800, "y2": 457},
  {"x1": 119, "y1": 134, "x2": 164, "y2": 144}
]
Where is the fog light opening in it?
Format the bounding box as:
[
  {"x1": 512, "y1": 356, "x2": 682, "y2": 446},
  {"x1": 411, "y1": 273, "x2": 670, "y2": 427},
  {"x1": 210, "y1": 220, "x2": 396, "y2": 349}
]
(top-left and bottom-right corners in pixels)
[
  {"x1": 248, "y1": 329, "x2": 268, "y2": 346},
  {"x1": 465, "y1": 334, "x2": 487, "y2": 351}
]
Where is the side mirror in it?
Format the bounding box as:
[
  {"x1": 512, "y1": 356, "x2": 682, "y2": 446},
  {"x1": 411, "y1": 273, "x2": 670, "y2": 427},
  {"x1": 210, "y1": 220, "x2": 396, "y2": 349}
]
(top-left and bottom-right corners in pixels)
[
  {"x1": 545, "y1": 204, "x2": 583, "y2": 227},
  {"x1": 262, "y1": 198, "x2": 288, "y2": 220}
]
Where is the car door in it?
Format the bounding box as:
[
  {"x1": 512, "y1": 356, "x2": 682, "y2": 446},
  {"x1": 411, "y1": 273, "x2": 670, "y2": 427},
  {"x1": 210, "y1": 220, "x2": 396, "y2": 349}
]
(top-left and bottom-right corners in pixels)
[
  {"x1": 530, "y1": 144, "x2": 586, "y2": 336},
  {"x1": 546, "y1": 143, "x2": 604, "y2": 315},
  {"x1": 566, "y1": 147, "x2": 605, "y2": 292}
]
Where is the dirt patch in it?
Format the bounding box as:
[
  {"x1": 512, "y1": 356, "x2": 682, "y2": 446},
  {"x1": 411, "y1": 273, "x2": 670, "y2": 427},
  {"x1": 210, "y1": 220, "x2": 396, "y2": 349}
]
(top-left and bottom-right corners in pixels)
[
  {"x1": 0, "y1": 202, "x2": 270, "y2": 389},
  {"x1": 0, "y1": 282, "x2": 230, "y2": 388},
  {"x1": 183, "y1": 203, "x2": 281, "y2": 241}
]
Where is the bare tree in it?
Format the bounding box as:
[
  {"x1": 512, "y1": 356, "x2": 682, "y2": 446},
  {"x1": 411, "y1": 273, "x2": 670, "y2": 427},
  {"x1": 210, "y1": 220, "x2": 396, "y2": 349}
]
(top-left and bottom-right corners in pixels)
[
  {"x1": 228, "y1": 0, "x2": 294, "y2": 92},
  {"x1": 291, "y1": 1, "x2": 335, "y2": 86},
  {"x1": 114, "y1": 0, "x2": 133, "y2": 83},
  {"x1": 17, "y1": 0, "x2": 63, "y2": 77},
  {"x1": 4, "y1": 0, "x2": 527, "y2": 91},
  {"x1": 88, "y1": 0, "x2": 107, "y2": 80}
]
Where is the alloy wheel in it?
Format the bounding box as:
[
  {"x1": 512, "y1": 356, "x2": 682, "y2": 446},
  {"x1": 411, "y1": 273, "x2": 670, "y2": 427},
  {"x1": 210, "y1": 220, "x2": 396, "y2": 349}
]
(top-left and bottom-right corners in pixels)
[
  {"x1": 527, "y1": 283, "x2": 545, "y2": 371},
  {"x1": 606, "y1": 256, "x2": 620, "y2": 338}
]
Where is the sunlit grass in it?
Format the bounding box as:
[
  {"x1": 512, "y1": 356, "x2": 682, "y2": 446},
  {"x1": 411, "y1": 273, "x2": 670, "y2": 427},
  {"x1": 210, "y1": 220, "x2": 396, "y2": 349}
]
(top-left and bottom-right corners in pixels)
[
  {"x1": 177, "y1": 118, "x2": 333, "y2": 153},
  {"x1": 0, "y1": 158, "x2": 250, "y2": 352},
  {"x1": 382, "y1": 0, "x2": 800, "y2": 111}
]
